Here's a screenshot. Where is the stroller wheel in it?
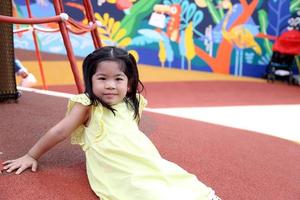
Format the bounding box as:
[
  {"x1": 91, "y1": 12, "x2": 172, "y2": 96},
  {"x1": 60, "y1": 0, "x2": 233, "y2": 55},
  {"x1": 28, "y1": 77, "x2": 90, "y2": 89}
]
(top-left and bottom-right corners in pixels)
[
  {"x1": 267, "y1": 74, "x2": 271, "y2": 82},
  {"x1": 267, "y1": 74, "x2": 275, "y2": 83},
  {"x1": 288, "y1": 75, "x2": 294, "y2": 85}
]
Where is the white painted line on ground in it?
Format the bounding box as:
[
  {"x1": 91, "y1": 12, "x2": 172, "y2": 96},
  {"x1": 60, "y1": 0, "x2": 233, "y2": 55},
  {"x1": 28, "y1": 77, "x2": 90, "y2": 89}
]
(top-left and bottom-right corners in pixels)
[
  {"x1": 146, "y1": 105, "x2": 300, "y2": 143},
  {"x1": 18, "y1": 86, "x2": 74, "y2": 99}
]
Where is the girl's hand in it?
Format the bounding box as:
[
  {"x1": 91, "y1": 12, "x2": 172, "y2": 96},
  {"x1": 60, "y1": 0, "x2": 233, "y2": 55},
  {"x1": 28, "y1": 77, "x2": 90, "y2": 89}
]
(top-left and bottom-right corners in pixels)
[{"x1": 2, "y1": 154, "x2": 38, "y2": 175}]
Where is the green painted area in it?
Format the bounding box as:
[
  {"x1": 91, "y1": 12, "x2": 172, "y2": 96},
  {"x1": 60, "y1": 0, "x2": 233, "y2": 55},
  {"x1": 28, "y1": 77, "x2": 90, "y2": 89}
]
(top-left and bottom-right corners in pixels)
[{"x1": 120, "y1": 0, "x2": 160, "y2": 38}]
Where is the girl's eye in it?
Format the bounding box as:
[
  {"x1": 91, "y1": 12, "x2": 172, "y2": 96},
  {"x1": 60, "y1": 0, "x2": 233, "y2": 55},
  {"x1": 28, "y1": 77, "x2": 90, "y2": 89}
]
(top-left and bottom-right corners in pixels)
[
  {"x1": 116, "y1": 78, "x2": 124, "y2": 81},
  {"x1": 98, "y1": 77, "x2": 106, "y2": 80}
]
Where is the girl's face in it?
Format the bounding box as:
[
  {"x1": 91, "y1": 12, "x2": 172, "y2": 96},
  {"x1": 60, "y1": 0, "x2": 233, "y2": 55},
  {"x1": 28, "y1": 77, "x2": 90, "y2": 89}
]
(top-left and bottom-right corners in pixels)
[{"x1": 92, "y1": 60, "x2": 129, "y2": 106}]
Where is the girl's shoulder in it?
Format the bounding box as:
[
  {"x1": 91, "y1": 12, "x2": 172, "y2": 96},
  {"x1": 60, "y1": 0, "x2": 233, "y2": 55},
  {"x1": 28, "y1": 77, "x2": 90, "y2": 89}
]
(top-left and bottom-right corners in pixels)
[
  {"x1": 67, "y1": 93, "x2": 94, "y2": 116},
  {"x1": 136, "y1": 93, "x2": 147, "y2": 115},
  {"x1": 69, "y1": 93, "x2": 91, "y2": 106},
  {"x1": 137, "y1": 93, "x2": 147, "y2": 106}
]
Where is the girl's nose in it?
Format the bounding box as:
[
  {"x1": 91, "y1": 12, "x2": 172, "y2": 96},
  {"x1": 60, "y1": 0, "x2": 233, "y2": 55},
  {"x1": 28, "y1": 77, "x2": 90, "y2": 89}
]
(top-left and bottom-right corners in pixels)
[{"x1": 105, "y1": 80, "x2": 116, "y2": 89}]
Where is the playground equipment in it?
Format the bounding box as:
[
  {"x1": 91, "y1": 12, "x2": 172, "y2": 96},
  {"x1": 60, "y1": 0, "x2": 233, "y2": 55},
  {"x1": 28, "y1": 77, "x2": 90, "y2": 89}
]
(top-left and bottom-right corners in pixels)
[{"x1": 0, "y1": 0, "x2": 102, "y2": 102}]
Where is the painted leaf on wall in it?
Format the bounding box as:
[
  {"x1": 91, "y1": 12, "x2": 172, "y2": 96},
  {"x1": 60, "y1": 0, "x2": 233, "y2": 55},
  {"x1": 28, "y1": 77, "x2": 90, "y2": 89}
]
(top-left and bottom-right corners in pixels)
[
  {"x1": 258, "y1": 9, "x2": 272, "y2": 54},
  {"x1": 185, "y1": 3, "x2": 197, "y2": 22},
  {"x1": 131, "y1": 29, "x2": 162, "y2": 45},
  {"x1": 205, "y1": 0, "x2": 221, "y2": 24},
  {"x1": 161, "y1": 32, "x2": 174, "y2": 66},
  {"x1": 178, "y1": 30, "x2": 186, "y2": 69},
  {"x1": 95, "y1": 12, "x2": 131, "y2": 47},
  {"x1": 192, "y1": 10, "x2": 203, "y2": 28},
  {"x1": 131, "y1": 36, "x2": 158, "y2": 46},
  {"x1": 256, "y1": 0, "x2": 264, "y2": 10},
  {"x1": 180, "y1": 0, "x2": 189, "y2": 19},
  {"x1": 267, "y1": 0, "x2": 291, "y2": 36},
  {"x1": 291, "y1": 0, "x2": 300, "y2": 14},
  {"x1": 137, "y1": 29, "x2": 163, "y2": 40},
  {"x1": 159, "y1": 40, "x2": 167, "y2": 67},
  {"x1": 179, "y1": 30, "x2": 186, "y2": 56},
  {"x1": 120, "y1": 0, "x2": 160, "y2": 38},
  {"x1": 184, "y1": 22, "x2": 195, "y2": 70}
]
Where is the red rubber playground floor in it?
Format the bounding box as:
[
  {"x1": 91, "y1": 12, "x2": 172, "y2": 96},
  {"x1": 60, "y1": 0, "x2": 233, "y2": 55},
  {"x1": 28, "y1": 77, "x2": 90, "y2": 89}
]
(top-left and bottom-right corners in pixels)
[{"x1": 1, "y1": 80, "x2": 300, "y2": 200}]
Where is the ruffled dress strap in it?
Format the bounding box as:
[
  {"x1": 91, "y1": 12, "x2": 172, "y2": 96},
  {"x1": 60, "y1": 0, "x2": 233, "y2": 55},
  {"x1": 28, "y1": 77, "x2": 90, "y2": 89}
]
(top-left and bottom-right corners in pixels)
[
  {"x1": 66, "y1": 93, "x2": 91, "y2": 148},
  {"x1": 137, "y1": 94, "x2": 148, "y2": 117}
]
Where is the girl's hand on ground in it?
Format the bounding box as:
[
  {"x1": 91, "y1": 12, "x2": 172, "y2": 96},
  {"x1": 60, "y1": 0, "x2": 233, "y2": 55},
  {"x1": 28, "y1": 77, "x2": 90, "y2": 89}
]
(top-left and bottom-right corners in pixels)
[{"x1": 2, "y1": 154, "x2": 38, "y2": 175}]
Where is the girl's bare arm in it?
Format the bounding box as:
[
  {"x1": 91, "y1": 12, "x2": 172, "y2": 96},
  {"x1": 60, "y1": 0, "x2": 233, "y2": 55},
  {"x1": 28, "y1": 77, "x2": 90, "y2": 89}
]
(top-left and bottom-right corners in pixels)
[{"x1": 2, "y1": 103, "x2": 90, "y2": 174}]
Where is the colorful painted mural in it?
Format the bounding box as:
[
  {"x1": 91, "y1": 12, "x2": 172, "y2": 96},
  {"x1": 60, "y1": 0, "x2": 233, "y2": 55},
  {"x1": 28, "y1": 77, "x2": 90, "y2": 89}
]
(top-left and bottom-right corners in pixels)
[{"x1": 13, "y1": 0, "x2": 300, "y2": 78}]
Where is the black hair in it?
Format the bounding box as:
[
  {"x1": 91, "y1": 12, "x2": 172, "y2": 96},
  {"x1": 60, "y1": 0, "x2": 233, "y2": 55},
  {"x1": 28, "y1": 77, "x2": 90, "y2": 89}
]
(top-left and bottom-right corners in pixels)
[{"x1": 82, "y1": 46, "x2": 144, "y2": 120}]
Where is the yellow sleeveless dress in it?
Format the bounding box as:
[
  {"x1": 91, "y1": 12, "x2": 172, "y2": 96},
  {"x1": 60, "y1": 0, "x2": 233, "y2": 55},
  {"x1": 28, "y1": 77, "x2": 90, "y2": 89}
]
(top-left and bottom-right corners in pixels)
[{"x1": 67, "y1": 94, "x2": 218, "y2": 200}]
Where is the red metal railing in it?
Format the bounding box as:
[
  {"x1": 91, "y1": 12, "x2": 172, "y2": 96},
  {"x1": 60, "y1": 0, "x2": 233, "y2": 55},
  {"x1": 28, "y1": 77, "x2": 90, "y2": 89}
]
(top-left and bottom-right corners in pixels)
[{"x1": 25, "y1": 0, "x2": 47, "y2": 90}]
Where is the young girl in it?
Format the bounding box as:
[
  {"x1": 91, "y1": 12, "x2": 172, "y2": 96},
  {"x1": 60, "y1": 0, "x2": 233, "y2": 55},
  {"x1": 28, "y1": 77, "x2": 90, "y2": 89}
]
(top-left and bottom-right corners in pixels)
[{"x1": 3, "y1": 46, "x2": 221, "y2": 200}]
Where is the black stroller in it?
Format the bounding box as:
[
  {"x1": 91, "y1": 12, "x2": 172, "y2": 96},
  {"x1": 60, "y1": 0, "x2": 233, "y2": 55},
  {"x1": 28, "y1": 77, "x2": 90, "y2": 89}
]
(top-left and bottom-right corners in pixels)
[
  {"x1": 266, "y1": 30, "x2": 300, "y2": 84},
  {"x1": 266, "y1": 51, "x2": 295, "y2": 84}
]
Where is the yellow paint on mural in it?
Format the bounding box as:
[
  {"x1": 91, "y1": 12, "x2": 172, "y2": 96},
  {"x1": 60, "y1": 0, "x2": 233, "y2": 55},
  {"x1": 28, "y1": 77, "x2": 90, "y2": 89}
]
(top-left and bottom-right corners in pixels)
[
  {"x1": 128, "y1": 50, "x2": 139, "y2": 63},
  {"x1": 95, "y1": 12, "x2": 131, "y2": 47},
  {"x1": 194, "y1": 0, "x2": 207, "y2": 8},
  {"x1": 184, "y1": 22, "x2": 196, "y2": 70},
  {"x1": 158, "y1": 40, "x2": 166, "y2": 67}
]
